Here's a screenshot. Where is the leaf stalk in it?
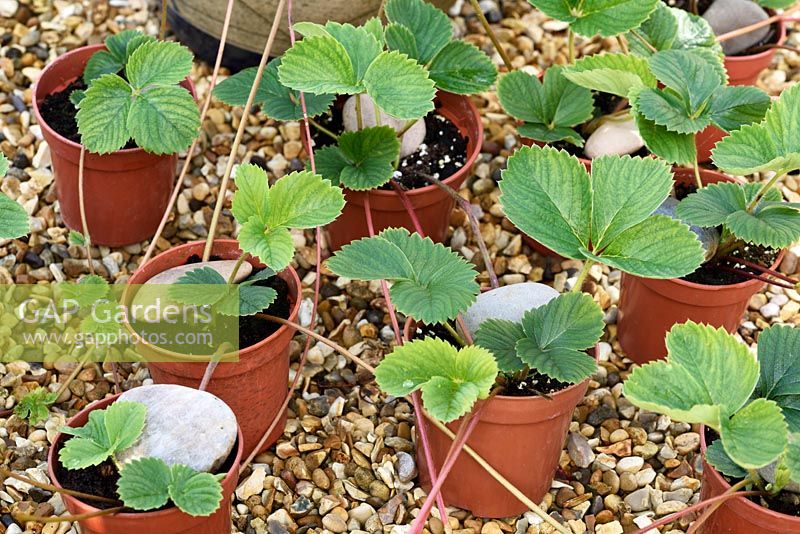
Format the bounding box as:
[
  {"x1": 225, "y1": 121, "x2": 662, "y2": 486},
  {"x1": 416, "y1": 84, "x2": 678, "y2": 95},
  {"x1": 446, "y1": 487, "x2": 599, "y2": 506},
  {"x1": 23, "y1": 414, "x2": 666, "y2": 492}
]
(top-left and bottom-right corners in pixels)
[
  {"x1": 571, "y1": 260, "x2": 595, "y2": 293},
  {"x1": 467, "y1": 0, "x2": 514, "y2": 70}
]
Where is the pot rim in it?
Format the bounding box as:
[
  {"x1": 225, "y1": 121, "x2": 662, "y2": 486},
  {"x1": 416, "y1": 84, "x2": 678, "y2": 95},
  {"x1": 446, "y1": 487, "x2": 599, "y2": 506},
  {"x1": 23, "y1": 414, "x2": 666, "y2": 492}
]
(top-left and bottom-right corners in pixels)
[
  {"x1": 47, "y1": 393, "x2": 245, "y2": 519},
  {"x1": 724, "y1": 13, "x2": 787, "y2": 63},
  {"x1": 32, "y1": 43, "x2": 196, "y2": 156},
  {"x1": 122, "y1": 239, "x2": 302, "y2": 362},
  {"x1": 344, "y1": 91, "x2": 483, "y2": 199},
  {"x1": 647, "y1": 166, "x2": 786, "y2": 292},
  {"x1": 699, "y1": 424, "x2": 800, "y2": 523}
]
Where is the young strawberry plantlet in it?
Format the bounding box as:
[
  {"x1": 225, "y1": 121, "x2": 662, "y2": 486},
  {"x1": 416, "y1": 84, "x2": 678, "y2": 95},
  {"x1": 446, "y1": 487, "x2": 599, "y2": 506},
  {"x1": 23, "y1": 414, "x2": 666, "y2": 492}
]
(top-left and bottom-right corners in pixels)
[
  {"x1": 624, "y1": 322, "x2": 800, "y2": 532},
  {"x1": 676, "y1": 84, "x2": 800, "y2": 264},
  {"x1": 528, "y1": 0, "x2": 660, "y2": 62},
  {"x1": 168, "y1": 164, "x2": 344, "y2": 317},
  {"x1": 328, "y1": 227, "x2": 606, "y2": 525},
  {"x1": 214, "y1": 0, "x2": 493, "y2": 248},
  {"x1": 499, "y1": 145, "x2": 705, "y2": 285},
  {"x1": 0, "y1": 154, "x2": 30, "y2": 240},
  {"x1": 75, "y1": 31, "x2": 200, "y2": 155},
  {"x1": 630, "y1": 49, "x2": 770, "y2": 185}
]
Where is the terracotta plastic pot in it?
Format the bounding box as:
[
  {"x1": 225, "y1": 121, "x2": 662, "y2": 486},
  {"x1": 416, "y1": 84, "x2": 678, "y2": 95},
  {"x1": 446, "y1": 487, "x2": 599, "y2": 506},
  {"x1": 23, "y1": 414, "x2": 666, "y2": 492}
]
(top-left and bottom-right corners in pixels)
[
  {"x1": 323, "y1": 92, "x2": 483, "y2": 250},
  {"x1": 695, "y1": 124, "x2": 727, "y2": 164},
  {"x1": 125, "y1": 240, "x2": 301, "y2": 456},
  {"x1": 617, "y1": 167, "x2": 785, "y2": 363},
  {"x1": 724, "y1": 17, "x2": 786, "y2": 87},
  {"x1": 406, "y1": 322, "x2": 590, "y2": 518},
  {"x1": 32, "y1": 44, "x2": 197, "y2": 247},
  {"x1": 48, "y1": 394, "x2": 244, "y2": 534},
  {"x1": 698, "y1": 428, "x2": 800, "y2": 533}
]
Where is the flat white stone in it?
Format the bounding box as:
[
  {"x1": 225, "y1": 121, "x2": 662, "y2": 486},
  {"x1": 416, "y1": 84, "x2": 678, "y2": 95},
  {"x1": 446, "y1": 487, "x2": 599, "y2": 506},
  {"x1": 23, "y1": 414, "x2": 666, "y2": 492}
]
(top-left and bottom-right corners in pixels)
[
  {"x1": 342, "y1": 94, "x2": 426, "y2": 158},
  {"x1": 116, "y1": 384, "x2": 238, "y2": 473},
  {"x1": 143, "y1": 260, "x2": 252, "y2": 286},
  {"x1": 584, "y1": 117, "x2": 644, "y2": 159},
  {"x1": 462, "y1": 282, "x2": 559, "y2": 334},
  {"x1": 703, "y1": 0, "x2": 770, "y2": 56}
]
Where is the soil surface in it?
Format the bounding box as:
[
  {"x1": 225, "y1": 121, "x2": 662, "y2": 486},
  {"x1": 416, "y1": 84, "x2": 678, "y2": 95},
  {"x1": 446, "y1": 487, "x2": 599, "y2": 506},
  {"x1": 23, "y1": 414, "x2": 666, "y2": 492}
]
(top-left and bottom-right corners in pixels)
[
  {"x1": 704, "y1": 428, "x2": 800, "y2": 517},
  {"x1": 311, "y1": 103, "x2": 469, "y2": 191},
  {"x1": 414, "y1": 322, "x2": 574, "y2": 396},
  {"x1": 664, "y1": 0, "x2": 779, "y2": 56},
  {"x1": 39, "y1": 78, "x2": 138, "y2": 149},
  {"x1": 184, "y1": 255, "x2": 292, "y2": 348}
]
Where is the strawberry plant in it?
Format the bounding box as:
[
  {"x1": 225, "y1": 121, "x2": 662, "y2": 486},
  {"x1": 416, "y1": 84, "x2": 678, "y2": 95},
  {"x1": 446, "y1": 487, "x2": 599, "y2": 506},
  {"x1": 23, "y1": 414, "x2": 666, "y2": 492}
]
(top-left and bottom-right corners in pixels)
[
  {"x1": 499, "y1": 145, "x2": 705, "y2": 282},
  {"x1": 59, "y1": 400, "x2": 226, "y2": 516},
  {"x1": 562, "y1": 48, "x2": 770, "y2": 180},
  {"x1": 0, "y1": 154, "x2": 30, "y2": 239},
  {"x1": 170, "y1": 164, "x2": 344, "y2": 316},
  {"x1": 624, "y1": 3, "x2": 721, "y2": 57},
  {"x1": 676, "y1": 85, "x2": 800, "y2": 259},
  {"x1": 497, "y1": 66, "x2": 594, "y2": 147},
  {"x1": 74, "y1": 30, "x2": 200, "y2": 155},
  {"x1": 624, "y1": 322, "x2": 800, "y2": 509},
  {"x1": 14, "y1": 388, "x2": 58, "y2": 425},
  {"x1": 213, "y1": 0, "x2": 495, "y2": 191}
]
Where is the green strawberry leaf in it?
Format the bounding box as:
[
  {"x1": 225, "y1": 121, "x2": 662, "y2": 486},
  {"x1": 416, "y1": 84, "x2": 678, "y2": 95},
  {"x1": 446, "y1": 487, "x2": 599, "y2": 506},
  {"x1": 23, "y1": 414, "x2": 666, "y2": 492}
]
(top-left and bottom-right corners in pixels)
[
  {"x1": 125, "y1": 40, "x2": 194, "y2": 89},
  {"x1": 0, "y1": 194, "x2": 30, "y2": 240},
  {"x1": 385, "y1": 0, "x2": 452, "y2": 63},
  {"x1": 628, "y1": 4, "x2": 721, "y2": 57},
  {"x1": 624, "y1": 322, "x2": 758, "y2": 428},
  {"x1": 499, "y1": 146, "x2": 703, "y2": 278},
  {"x1": 117, "y1": 457, "x2": 172, "y2": 511},
  {"x1": 363, "y1": 50, "x2": 436, "y2": 120},
  {"x1": 238, "y1": 223, "x2": 294, "y2": 272},
  {"x1": 708, "y1": 86, "x2": 771, "y2": 133},
  {"x1": 84, "y1": 50, "x2": 124, "y2": 84},
  {"x1": 374, "y1": 338, "x2": 497, "y2": 422},
  {"x1": 167, "y1": 463, "x2": 224, "y2": 516},
  {"x1": 677, "y1": 181, "x2": 800, "y2": 249},
  {"x1": 106, "y1": 29, "x2": 148, "y2": 62},
  {"x1": 712, "y1": 84, "x2": 800, "y2": 176},
  {"x1": 168, "y1": 267, "x2": 229, "y2": 307},
  {"x1": 563, "y1": 53, "x2": 657, "y2": 97},
  {"x1": 278, "y1": 35, "x2": 361, "y2": 95},
  {"x1": 515, "y1": 292, "x2": 603, "y2": 383},
  {"x1": 428, "y1": 40, "x2": 496, "y2": 94},
  {"x1": 264, "y1": 170, "x2": 346, "y2": 228},
  {"x1": 68, "y1": 230, "x2": 86, "y2": 246},
  {"x1": 59, "y1": 401, "x2": 147, "y2": 469},
  {"x1": 58, "y1": 274, "x2": 110, "y2": 308},
  {"x1": 128, "y1": 85, "x2": 200, "y2": 155},
  {"x1": 76, "y1": 74, "x2": 133, "y2": 154},
  {"x1": 474, "y1": 319, "x2": 526, "y2": 372},
  {"x1": 706, "y1": 439, "x2": 748, "y2": 479},
  {"x1": 720, "y1": 398, "x2": 788, "y2": 470},
  {"x1": 363, "y1": 17, "x2": 385, "y2": 47},
  {"x1": 213, "y1": 60, "x2": 334, "y2": 121},
  {"x1": 786, "y1": 433, "x2": 800, "y2": 485},
  {"x1": 633, "y1": 111, "x2": 696, "y2": 165},
  {"x1": 313, "y1": 126, "x2": 400, "y2": 190},
  {"x1": 385, "y1": 23, "x2": 419, "y2": 59},
  {"x1": 327, "y1": 228, "x2": 479, "y2": 324},
  {"x1": 216, "y1": 284, "x2": 277, "y2": 317},
  {"x1": 529, "y1": 0, "x2": 659, "y2": 37},
  {"x1": 498, "y1": 67, "x2": 594, "y2": 146},
  {"x1": 755, "y1": 326, "x2": 800, "y2": 433},
  {"x1": 231, "y1": 163, "x2": 270, "y2": 224},
  {"x1": 324, "y1": 22, "x2": 382, "y2": 83}
]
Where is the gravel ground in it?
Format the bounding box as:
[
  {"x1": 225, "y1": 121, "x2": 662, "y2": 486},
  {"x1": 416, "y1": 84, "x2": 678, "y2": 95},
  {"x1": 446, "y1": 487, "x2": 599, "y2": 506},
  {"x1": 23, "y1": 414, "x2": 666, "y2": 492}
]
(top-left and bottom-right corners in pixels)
[{"x1": 0, "y1": 1, "x2": 799, "y2": 533}]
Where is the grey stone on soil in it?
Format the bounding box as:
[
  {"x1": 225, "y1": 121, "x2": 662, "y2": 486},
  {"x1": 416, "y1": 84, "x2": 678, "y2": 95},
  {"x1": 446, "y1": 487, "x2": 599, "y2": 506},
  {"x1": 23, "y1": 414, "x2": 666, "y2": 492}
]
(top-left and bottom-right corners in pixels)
[
  {"x1": 584, "y1": 117, "x2": 644, "y2": 159},
  {"x1": 342, "y1": 94, "x2": 427, "y2": 158},
  {"x1": 624, "y1": 487, "x2": 651, "y2": 512},
  {"x1": 656, "y1": 197, "x2": 720, "y2": 261},
  {"x1": 567, "y1": 432, "x2": 596, "y2": 468},
  {"x1": 116, "y1": 384, "x2": 238, "y2": 473},
  {"x1": 462, "y1": 282, "x2": 559, "y2": 334},
  {"x1": 703, "y1": 0, "x2": 770, "y2": 56},
  {"x1": 395, "y1": 451, "x2": 418, "y2": 483},
  {"x1": 143, "y1": 260, "x2": 252, "y2": 285}
]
